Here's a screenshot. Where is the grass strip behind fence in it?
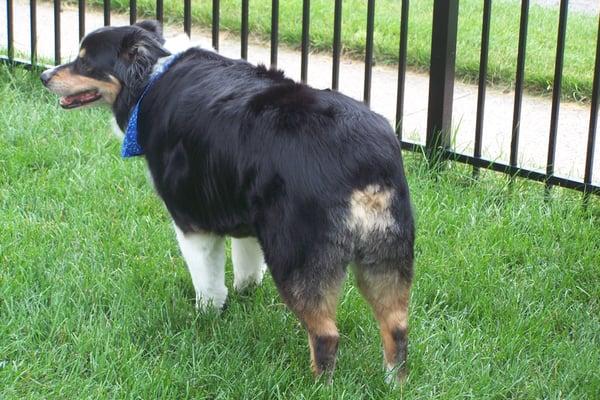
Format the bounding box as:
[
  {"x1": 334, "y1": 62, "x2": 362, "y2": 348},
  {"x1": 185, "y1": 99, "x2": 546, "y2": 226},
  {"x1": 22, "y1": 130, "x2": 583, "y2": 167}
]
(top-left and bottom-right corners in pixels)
[{"x1": 75, "y1": 0, "x2": 599, "y2": 102}]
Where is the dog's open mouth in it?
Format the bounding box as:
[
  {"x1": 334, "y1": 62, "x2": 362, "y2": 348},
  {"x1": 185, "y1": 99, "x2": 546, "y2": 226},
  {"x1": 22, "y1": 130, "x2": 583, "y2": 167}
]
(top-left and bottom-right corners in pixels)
[{"x1": 59, "y1": 90, "x2": 102, "y2": 109}]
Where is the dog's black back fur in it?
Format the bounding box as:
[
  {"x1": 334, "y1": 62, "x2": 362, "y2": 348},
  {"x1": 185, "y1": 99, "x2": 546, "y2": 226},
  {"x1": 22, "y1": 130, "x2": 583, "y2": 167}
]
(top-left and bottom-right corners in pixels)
[{"x1": 133, "y1": 48, "x2": 413, "y2": 283}]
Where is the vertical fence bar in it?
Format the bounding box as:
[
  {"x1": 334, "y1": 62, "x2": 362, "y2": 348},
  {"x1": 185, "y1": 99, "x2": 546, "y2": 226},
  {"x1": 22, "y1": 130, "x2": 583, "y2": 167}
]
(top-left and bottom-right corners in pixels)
[
  {"x1": 7, "y1": 0, "x2": 14, "y2": 60},
  {"x1": 510, "y1": 0, "x2": 529, "y2": 168},
  {"x1": 395, "y1": 0, "x2": 409, "y2": 138},
  {"x1": 270, "y1": 0, "x2": 279, "y2": 68},
  {"x1": 212, "y1": 0, "x2": 219, "y2": 50},
  {"x1": 546, "y1": 0, "x2": 569, "y2": 193},
  {"x1": 584, "y1": 17, "x2": 600, "y2": 198},
  {"x1": 30, "y1": 0, "x2": 37, "y2": 65},
  {"x1": 103, "y1": 0, "x2": 110, "y2": 26},
  {"x1": 473, "y1": 0, "x2": 492, "y2": 177},
  {"x1": 332, "y1": 0, "x2": 342, "y2": 90},
  {"x1": 156, "y1": 0, "x2": 163, "y2": 24},
  {"x1": 130, "y1": 0, "x2": 136, "y2": 24},
  {"x1": 241, "y1": 0, "x2": 249, "y2": 59},
  {"x1": 184, "y1": 0, "x2": 191, "y2": 37},
  {"x1": 363, "y1": 0, "x2": 375, "y2": 105},
  {"x1": 301, "y1": 0, "x2": 310, "y2": 83},
  {"x1": 78, "y1": 0, "x2": 84, "y2": 40},
  {"x1": 54, "y1": 0, "x2": 61, "y2": 64},
  {"x1": 426, "y1": 0, "x2": 459, "y2": 159}
]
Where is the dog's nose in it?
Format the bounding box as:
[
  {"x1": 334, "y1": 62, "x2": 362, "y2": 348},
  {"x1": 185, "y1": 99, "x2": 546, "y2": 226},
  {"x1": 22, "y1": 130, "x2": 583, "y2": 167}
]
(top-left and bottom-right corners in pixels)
[{"x1": 40, "y1": 70, "x2": 53, "y2": 86}]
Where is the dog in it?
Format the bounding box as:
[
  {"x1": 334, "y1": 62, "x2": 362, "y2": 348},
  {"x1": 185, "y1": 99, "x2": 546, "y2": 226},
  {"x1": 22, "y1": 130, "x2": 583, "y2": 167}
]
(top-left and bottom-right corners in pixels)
[{"x1": 40, "y1": 21, "x2": 414, "y2": 383}]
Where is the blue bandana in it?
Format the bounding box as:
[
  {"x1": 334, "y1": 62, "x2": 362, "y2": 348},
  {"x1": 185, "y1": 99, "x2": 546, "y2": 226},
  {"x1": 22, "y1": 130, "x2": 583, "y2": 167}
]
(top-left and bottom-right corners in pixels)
[{"x1": 122, "y1": 53, "x2": 181, "y2": 158}]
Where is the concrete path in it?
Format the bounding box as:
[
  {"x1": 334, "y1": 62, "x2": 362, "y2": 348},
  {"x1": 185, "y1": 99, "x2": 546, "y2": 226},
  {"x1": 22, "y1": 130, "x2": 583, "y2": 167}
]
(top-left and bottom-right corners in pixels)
[
  {"x1": 533, "y1": 0, "x2": 599, "y2": 15},
  {"x1": 2, "y1": 0, "x2": 598, "y2": 184}
]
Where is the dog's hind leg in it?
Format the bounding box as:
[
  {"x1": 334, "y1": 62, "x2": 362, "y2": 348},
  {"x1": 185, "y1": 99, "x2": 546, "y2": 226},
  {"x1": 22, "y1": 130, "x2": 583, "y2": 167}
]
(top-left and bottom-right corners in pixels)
[
  {"x1": 232, "y1": 237, "x2": 266, "y2": 291},
  {"x1": 353, "y1": 263, "x2": 411, "y2": 384},
  {"x1": 272, "y1": 268, "x2": 345, "y2": 382},
  {"x1": 174, "y1": 225, "x2": 227, "y2": 311}
]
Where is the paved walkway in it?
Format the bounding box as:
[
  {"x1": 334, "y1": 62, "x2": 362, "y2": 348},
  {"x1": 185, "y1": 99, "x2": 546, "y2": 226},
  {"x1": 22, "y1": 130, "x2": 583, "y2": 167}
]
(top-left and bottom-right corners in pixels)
[
  {"x1": 533, "y1": 0, "x2": 598, "y2": 15},
  {"x1": 2, "y1": 0, "x2": 598, "y2": 184}
]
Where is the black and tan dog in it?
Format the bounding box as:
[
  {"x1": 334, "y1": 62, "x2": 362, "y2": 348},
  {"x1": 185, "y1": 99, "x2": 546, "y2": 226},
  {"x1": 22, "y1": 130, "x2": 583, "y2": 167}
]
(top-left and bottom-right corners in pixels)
[{"x1": 40, "y1": 21, "x2": 414, "y2": 382}]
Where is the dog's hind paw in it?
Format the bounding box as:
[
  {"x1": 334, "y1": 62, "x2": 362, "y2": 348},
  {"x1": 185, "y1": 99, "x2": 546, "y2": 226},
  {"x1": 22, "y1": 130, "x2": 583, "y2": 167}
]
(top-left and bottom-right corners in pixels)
[{"x1": 384, "y1": 363, "x2": 407, "y2": 386}]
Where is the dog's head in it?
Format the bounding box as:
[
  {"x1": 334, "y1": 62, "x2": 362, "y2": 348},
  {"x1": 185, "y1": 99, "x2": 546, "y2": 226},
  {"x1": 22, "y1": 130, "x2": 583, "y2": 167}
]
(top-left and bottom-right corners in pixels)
[{"x1": 41, "y1": 21, "x2": 168, "y2": 109}]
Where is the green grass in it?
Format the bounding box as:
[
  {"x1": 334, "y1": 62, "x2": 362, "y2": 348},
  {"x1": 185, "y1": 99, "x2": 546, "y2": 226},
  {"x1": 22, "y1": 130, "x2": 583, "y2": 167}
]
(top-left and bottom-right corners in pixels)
[
  {"x1": 1, "y1": 66, "x2": 600, "y2": 399},
  {"x1": 78, "y1": 0, "x2": 598, "y2": 102}
]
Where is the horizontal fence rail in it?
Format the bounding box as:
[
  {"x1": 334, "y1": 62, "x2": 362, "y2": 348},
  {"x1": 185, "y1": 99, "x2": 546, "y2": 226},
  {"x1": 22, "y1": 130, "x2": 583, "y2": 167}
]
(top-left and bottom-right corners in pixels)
[{"x1": 1, "y1": 0, "x2": 598, "y2": 198}]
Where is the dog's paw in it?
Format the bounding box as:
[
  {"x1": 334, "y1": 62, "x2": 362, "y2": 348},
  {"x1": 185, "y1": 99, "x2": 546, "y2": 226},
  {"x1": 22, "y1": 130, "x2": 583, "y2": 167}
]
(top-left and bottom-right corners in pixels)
[
  {"x1": 384, "y1": 363, "x2": 407, "y2": 386},
  {"x1": 195, "y1": 289, "x2": 228, "y2": 312}
]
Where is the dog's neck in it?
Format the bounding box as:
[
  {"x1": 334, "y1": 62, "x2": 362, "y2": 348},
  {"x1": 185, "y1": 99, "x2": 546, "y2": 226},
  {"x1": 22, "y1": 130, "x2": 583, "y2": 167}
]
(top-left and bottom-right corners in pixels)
[
  {"x1": 113, "y1": 51, "x2": 171, "y2": 130},
  {"x1": 113, "y1": 87, "x2": 143, "y2": 131}
]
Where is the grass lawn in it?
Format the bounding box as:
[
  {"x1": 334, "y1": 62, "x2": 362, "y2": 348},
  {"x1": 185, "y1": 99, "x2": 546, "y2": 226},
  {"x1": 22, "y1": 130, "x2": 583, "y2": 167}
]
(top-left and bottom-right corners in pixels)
[
  {"x1": 78, "y1": 0, "x2": 599, "y2": 102},
  {"x1": 1, "y1": 66, "x2": 600, "y2": 398}
]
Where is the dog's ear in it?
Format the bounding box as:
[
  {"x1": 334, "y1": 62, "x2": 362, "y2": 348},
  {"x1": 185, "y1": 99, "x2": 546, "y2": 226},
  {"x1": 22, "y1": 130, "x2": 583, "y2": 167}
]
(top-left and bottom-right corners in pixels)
[
  {"x1": 119, "y1": 28, "x2": 164, "y2": 62},
  {"x1": 119, "y1": 30, "x2": 146, "y2": 62},
  {"x1": 134, "y1": 20, "x2": 165, "y2": 45}
]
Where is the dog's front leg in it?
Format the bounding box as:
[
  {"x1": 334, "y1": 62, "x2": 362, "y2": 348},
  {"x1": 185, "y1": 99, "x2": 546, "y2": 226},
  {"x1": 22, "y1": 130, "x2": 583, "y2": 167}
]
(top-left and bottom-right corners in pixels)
[{"x1": 174, "y1": 225, "x2": 227, "y2": 310}]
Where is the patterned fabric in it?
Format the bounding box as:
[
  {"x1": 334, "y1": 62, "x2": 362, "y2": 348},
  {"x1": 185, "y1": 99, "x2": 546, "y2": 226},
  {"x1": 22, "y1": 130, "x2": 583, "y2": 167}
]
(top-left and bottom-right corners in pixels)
[{"x1": 122, "y1": 53, "x2": 181, "y2": 158}]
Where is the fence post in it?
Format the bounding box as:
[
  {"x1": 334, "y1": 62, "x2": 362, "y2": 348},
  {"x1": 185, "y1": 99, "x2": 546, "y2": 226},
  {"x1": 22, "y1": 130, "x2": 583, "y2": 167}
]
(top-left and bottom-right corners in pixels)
[{"x1": 426, "y1": 0, "x2": 459, "y2": 164}]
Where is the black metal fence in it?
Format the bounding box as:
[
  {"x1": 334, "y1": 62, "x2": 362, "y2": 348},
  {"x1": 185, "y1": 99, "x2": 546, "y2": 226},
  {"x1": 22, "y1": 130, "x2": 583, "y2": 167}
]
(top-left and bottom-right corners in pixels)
[{"x1": 2, "y1": 0, "x2": 599, "y2": 198}]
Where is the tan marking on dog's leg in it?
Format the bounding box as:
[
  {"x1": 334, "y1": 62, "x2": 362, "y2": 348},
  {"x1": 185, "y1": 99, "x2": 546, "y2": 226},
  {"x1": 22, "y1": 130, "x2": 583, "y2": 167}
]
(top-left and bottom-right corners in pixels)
[
  {"x1": 78, "y1": 48, "x2": 86, "y2": 58},
  {"x1": 278, "y1": 279, "x2": 343, "y2": 382},
  {"x1": 354, "y1": 267, "x2": 411, "y2": 384},
  {"x1": 302, "y1": 308, "x2": 339, "y2": 381}
]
